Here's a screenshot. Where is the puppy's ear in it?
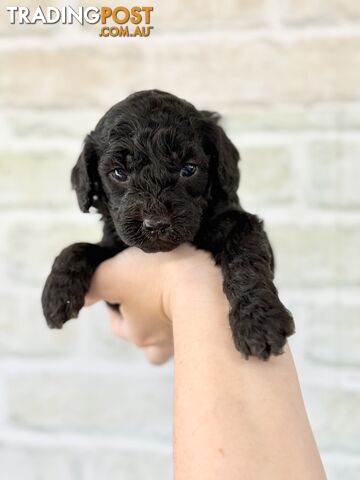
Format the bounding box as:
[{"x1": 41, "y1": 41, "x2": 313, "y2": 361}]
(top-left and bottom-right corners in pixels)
[
  {"x1": 71, "y1": 134, "x2": 103, "y2": 213},
  {"x1": 199, "y1": 111, "x2": 240, "y2": 205}
]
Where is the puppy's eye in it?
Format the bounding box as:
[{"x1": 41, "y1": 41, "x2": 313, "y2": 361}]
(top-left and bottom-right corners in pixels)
[
  {"x1": 111, "y1": 167, "x2": 128, "y2": 182},
  {"x1": 180, "y1": 163, "x2": 198, "y2": 178}
]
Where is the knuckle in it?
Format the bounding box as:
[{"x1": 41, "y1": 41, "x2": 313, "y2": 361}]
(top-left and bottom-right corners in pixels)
[{"x1": 133, "y1": 335, "x2": 150, "y2": 348}]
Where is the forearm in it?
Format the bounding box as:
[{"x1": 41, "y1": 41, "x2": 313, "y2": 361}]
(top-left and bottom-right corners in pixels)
[
  {"x1": 171, "y1": 277, "x2": 326, "y2": 480},
  {"x1": 86, "y1": 246, "x2": 325, "y2": 479}
]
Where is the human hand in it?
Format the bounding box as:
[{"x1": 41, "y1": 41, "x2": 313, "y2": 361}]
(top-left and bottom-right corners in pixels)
[
  {"x1": 84, "y1": 246, "x2": 325, "y2": 480},
  {"x1": 84, "y1": 243, "x2": 222, "y2": 364}
]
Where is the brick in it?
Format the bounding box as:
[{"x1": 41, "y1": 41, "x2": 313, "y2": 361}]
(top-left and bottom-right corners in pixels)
[
  {"x1": 304, "y1": 299, "x2": 360, "y2": 367},
  {"x1": 238, "y1": 145, "x2": 294, "y2": 205},
  {"x1": 222, "y1": 105, "x2": 339, "y2": 133},
  {"x1": 0, "y1": 290, "x2": 79, "y2": 356},
  {"x1": 6, "y1": 371, "x2": 172, "y2": 439},
  {"x1": 303, "y1": 385, "x2": 360, "y2": 452},
  {"x1": 6, "y1": 109, "x2": 102, "y2": 140},
  {"x1": 3, "y1": 36, "x2": 360, "y2": 109},
  {"x1": 8, "y1": 105, "x2": 358, "y2": 141},
  {"x1": 0, "y1": 447, "x2": 79, "y2": 480},
  {"x1": 284, "y1": 0, "x2": 360, "y2": 24},
  {"x1": 154, "y1": 0, "x2": 269, "y2": 30},
  {"x1": 0, "y1": 112, "x2": 13, "y2": 144},
  {"x1": 267, "y1": 221, "x2": 360, "y2": 287},
  {"x1": 304, "y1": 140, "x2": 360, "y2": 208},
  {"x1": 85, "y1": 450, "x2": 171, "y2": 480},
  {"x1": 3, "y1": 216, "x2": 101, "y2": 287},
  {"x1": 338, "y1": 107, "x2": 360, "y2": 129},
  {"x1": 0, "y1": 44, "x2": 146, "y2": 109},
  {"x1": 0, "y1": 149, "x2": 77, "y2": 208},
  {"x1": 143, "y1": 36, "x2": 360, "y2": 106},
  {"x1": 222, "y1": 104, "x2": 360, "y2": 133}
]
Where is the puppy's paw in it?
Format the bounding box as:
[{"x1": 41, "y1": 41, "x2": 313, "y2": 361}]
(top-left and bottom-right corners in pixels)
[
  {"x1": 230, "y1": 290, "x2": 295, "y2": 360},
  {"x1": 41, "y1": 271, "x2": 87, "y2": 329}
]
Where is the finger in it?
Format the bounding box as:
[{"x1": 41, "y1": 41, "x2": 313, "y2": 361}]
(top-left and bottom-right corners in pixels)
[
  {"x1": 106, "y1": 306, "x2": 128, "y2": 340},
  {"x1": 84, "y1": 293, "x2": 99, "y2": 307},
  {"x1": 89, "y1": 258, "x2": 124, "y2": 305},
  {"x1": 142, "y1": 344, "x2": 174, "y2": 365}
]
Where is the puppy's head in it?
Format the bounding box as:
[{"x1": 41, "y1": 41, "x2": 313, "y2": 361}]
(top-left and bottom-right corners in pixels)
[{"x1": 71, "y1": 90, "x2": 240, "y2": 252}]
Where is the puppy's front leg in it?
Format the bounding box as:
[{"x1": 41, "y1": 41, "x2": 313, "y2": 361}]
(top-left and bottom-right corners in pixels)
[
  {"x1": 198, "y1": 210, "x2": 295, "y2": 360},
  {"x1": 42, "y1": 243, "x2": 120, "y2": 329}
]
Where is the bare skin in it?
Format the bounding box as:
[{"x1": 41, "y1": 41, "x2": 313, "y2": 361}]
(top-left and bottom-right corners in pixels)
[{"x1": 85, "y1": 244, "x2": 327, "y2": 480}]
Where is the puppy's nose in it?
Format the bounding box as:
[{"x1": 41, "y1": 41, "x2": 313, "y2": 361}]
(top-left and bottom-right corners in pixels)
[{"x1": 143, "y1": 217, "x2": 170, "y2": 232}]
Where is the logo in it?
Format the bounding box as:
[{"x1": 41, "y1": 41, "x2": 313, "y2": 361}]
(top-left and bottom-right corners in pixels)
[{"x1": 6, "y1": 5, "x2": 155, "y2": 38}]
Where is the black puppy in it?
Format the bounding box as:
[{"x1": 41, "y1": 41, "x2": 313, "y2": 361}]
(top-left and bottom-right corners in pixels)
[{"x1": 42, "y1": 90, "x2": 294, "y2": 359}]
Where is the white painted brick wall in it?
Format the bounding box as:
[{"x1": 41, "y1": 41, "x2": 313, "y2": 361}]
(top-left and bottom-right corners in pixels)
[{"x1": 0, "y1": 1, "x2": 359, "y2": 478}]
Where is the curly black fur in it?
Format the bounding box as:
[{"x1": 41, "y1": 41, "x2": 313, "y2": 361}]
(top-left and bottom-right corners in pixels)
[{"x1": 42, "y1": 89, "x2": 294, "y2": 359}]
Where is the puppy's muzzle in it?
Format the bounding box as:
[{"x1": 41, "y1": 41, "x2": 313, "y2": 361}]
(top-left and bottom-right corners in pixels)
[{"x1": 142, "y1": 216, "x2": 171, "y2": 235}]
